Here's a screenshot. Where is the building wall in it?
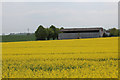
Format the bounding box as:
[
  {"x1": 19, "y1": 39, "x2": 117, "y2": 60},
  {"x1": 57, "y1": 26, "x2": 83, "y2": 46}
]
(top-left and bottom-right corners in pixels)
[
  {"x1": 58, "y1": 32, "x2": 100, "y2": 39},
  {"x1": 99, "y1": 29, "x2": 104, "y2": 37}
]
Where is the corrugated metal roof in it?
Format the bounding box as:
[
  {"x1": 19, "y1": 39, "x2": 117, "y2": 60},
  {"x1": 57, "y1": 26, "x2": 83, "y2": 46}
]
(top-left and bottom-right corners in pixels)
[{"x1": 60, "y1": 27, "x2": 103, "y2": 32}]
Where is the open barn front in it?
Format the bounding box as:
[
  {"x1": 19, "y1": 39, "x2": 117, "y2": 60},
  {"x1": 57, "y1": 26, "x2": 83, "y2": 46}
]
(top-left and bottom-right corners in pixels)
[{"x1": 59, "y1": 27, "x2": 105, "y2": 39}]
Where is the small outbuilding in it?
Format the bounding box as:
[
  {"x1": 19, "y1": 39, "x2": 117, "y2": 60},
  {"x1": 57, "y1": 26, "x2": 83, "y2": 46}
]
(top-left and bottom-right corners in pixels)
[{"x1": 58, "y1": 27, "x2": 105, "y2": 39}]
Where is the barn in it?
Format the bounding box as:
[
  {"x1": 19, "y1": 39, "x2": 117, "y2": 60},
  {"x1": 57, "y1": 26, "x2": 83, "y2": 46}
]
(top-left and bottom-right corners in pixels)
[{"x1": 58, "y1": 27, "x2": 105, "y2": 39}]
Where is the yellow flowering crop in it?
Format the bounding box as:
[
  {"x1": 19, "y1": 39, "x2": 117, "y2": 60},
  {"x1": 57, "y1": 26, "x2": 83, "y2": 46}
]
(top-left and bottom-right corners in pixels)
[{"x1": 2, "y1": 37, "x2": 119, "y2": 78}]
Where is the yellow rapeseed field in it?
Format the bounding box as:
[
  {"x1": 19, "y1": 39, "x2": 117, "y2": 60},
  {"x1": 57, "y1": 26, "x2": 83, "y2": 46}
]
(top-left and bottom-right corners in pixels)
[{"x1": 2, "y1": 37, "x2": 119, "y2": 78}]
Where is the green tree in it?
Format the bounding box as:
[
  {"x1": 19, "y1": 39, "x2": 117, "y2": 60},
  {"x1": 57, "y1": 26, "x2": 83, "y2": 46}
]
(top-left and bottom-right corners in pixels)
[
  {"x1": 35, "y1": 25, "x2": 47, "y2": 40},
  {"x1": 55, "y1": 28, "x2": 61, "y2": 39},
  {"x1": 109, "y1": 28, "x2": 119, "y2": 36},
  {"x1": 46, "y1": 28, "x2": 54, "y2": 40},
  {"x1": 60, "y1": 27, "x2": 64, "y2": 30},
  {"x1": 50, "y1": 25, "x2": 60, "y2": 40}
]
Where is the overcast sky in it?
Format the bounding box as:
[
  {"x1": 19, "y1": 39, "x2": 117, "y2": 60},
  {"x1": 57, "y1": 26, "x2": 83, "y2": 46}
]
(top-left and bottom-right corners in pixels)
[{"x1": 2, "y1": 2, "x2": 118, "y2": 34}]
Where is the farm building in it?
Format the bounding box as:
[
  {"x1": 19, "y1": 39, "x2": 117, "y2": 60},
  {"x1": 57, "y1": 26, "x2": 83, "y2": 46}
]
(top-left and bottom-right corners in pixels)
[{"x1": 58, "y1": 27, "x2": 106, "y2": 39}]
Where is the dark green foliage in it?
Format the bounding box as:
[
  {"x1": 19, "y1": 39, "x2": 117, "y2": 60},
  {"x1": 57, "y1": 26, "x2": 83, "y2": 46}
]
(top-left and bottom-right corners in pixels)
[
  {"x1": 60, "y1": 27, "x2": 64, "y2": 30},
  {"x1": 46, "y1": 28, "x2": 54, "y2": 40},
  {"x1": 1, "y1": 34, "x2": 36, "y2": 42},
  {"x1": 35, "y1": 25, "x2": 47, "y2": 40},
  {"x1": 55, "y1": 28, "x2": 61, "y2": 40},
  {"x1": 35, "y1": 25, "x2": 60, "y2": 40},
  {"x1": 2, "y1": 25, "x2": 61, "y2": 42},
  {"x1": 1, "y1": 34, "x2": 56, "y2": 42},
  {"x1": 109, "y1": 28, "x2": 119, "y2": 36},
  {"x1": 50, "y1": 25, "x2": 60, "y2": 40}
]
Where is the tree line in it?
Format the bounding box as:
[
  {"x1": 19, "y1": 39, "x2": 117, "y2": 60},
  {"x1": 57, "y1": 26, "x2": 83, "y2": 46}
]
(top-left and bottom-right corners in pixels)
[
  {"x1": 103, "y1": 28, "x2": 120, "y2": 37},
  {"x1": 35, "y1": 25, "x2": 120, "y2": 40},
  {"x1": 108, "y1": 28, "x2": 120, "y2": 37},
  {"x1": 35, "y1": 25, "x2": 63, "y2": 40}
]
